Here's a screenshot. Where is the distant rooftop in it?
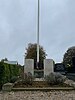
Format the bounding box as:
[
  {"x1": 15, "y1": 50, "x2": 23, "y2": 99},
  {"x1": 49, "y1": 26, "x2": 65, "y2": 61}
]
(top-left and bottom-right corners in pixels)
[{"x1": 4, "y1": 61, "x2": 18, "y2": 65}]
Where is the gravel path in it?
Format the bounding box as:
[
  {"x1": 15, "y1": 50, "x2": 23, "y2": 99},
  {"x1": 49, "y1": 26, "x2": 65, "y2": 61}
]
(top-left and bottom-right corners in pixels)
[{"x1": 0, "y1": 91, "x2": 75, "y2": 100}]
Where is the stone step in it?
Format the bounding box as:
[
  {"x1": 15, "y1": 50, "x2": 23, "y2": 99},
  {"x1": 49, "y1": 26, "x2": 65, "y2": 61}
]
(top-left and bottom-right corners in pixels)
[{"x1": 12, "y1": 87, "x2": 75, "y2": 91}]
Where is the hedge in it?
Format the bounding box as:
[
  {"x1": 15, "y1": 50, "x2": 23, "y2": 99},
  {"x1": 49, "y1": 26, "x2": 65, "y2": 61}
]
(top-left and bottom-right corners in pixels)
[{"x1": 0, "y1": 62, "x2": 21, "y2": 89}]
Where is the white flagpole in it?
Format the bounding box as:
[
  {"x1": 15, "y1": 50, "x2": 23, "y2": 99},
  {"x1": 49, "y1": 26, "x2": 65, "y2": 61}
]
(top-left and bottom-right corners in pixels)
[{"x1": 37, "y1": 0, "x2": 40, "y2": 68}]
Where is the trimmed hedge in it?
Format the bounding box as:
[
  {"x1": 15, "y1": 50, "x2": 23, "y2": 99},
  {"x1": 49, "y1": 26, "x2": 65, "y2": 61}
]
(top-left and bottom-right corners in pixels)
[{"x1": 0, "y1": 62, "x2": 21, "y2": 89}]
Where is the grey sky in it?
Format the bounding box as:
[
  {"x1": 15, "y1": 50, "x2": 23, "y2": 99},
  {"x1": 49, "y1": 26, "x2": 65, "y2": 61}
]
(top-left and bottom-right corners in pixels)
[{"x1": 0, "y1": 0, "x2": 75, "y2": 65}]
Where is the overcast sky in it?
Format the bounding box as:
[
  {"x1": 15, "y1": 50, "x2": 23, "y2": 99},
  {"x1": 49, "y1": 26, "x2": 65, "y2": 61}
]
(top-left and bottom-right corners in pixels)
[{"x1": 0, "y1": 0, "x2": 75, "y2": 65}]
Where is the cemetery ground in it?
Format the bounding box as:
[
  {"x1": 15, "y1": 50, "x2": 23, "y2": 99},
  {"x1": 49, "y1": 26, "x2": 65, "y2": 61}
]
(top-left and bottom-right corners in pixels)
[
  {"x1": 11, "y1": 72, "x2": 73, "y2": 89},
  {"x1": 12, "y1": 78, "x2": 73, "y2": 89},
  {"x1": 0, "y1": 81, "x2": 75, "y2": 100},
  {"x1": 1, "y1": 73, "x2": 75, "y2": 100},
  {"x1": 0, "y1": 78, "x2": 75, "y2": 100}
]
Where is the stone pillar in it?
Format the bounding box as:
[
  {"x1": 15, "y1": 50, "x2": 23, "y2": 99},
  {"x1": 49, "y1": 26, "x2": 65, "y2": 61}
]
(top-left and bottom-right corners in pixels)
[
  {"x1": 24, "y1": 59, "x2": 34, "y2": 76},
  {"x1": 44, "y1": 59, "x2": 54, "y2": 76}
]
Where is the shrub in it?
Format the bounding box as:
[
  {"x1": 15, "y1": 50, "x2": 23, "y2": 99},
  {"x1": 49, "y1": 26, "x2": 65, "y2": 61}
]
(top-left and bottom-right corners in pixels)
[
  {"x1": 0, "y1": 62, "x2": 5, "y2": 89},
  {"x1": 10, "y1": 76, "x2": 18, "y2": 83},
  {"x1": 45, "y1": 72, "x2": 66, "y2": 85},
  {"x1": 23, "y1": 72, "x2": 34, "y2": 85}
]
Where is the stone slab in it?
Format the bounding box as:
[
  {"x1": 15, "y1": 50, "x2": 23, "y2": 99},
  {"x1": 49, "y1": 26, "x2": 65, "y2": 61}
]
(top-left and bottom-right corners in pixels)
[
  {"x1": 2, "y1": 83, "x2": 13, "y2": 91},
  {"x1": 24, "y1": 59, "x2": 34, "y2": 76},
  {"x1": 44, "y1": 59, "x2": 54, "y2": 76}
]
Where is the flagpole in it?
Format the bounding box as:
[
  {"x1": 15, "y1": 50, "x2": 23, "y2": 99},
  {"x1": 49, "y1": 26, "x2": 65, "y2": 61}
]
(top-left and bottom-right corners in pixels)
[{"x1": 37, "y1": 0, "x2": 40, "y2": 68}]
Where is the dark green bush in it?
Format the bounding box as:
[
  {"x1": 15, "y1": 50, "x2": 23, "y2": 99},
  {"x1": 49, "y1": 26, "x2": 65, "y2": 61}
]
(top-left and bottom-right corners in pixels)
[
  {"x1": 0, "y1": 62, "x2": 5, "y2": 89},
  {"x1": 10, "y1": 76, "x2": 18, "y2": 83},
  {"x1": 0, "y1": 61, "x2": 21, "y2": 89}
]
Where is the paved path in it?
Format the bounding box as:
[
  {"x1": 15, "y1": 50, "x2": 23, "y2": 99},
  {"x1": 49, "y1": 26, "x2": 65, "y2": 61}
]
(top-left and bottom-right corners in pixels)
[{"x1": 0, "y1": 91, "x2": 75, "y2": 100}]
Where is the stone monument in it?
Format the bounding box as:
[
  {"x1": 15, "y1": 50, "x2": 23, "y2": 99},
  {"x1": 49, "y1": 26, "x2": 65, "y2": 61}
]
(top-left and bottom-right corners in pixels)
[
  {"x1": 24, "y1": 59, "x2": 54, "y2": 78},
  {"x1": 24, "y1": 59, "x2": 34, "y2": 76},
  {"x1": 44, "y1": 59, "x2": 54, "y2": 77}
]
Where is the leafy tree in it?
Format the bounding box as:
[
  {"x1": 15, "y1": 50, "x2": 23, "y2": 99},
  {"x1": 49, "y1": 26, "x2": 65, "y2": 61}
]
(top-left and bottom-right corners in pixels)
[
  {"x1": 63, "y1": 46, "x2": 75, "y2": 68},
  {"x1": 25, "y1": 43, "x2": 47, "y2": 69}
]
